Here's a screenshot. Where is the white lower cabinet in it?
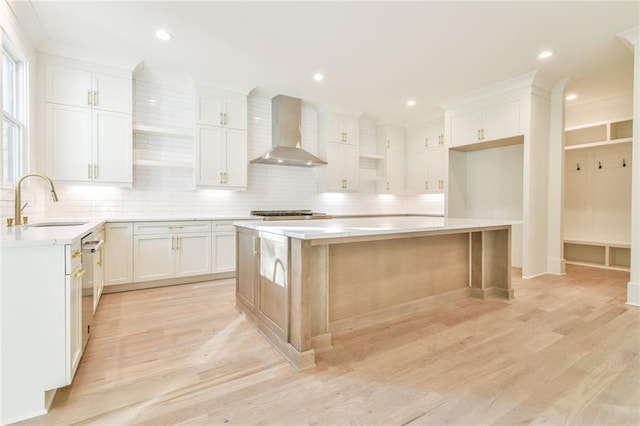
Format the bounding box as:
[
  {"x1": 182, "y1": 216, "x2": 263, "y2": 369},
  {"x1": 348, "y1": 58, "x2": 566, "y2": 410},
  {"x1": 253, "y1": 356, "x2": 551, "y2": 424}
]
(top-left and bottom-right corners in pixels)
[
  {"x1": 212, "y1": 221, "x2": 238, "y2": 273},
  {"x1": 133, "y1": 221, "x2": 212, "y2": 282},
  {"x1": 104, "y1": 222, "x2": 133, "y2": 286}
]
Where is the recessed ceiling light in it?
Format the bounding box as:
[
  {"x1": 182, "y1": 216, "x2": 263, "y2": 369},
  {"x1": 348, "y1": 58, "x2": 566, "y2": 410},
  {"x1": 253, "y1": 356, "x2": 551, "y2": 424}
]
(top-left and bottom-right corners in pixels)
[
  {"x1": 407, "y1": 100, "x2": 416, "y2": 107},
  {"x1": 155, "y1": 29, "x2": 173, "y2": 40},
  {"x1": 565, "y1": 93, "x2": 578, "y2": 101},
  {"x1": 538, "y1": 50, "x2": 553, "y2": 59},
  {"x1": 313, "y1": 73, "x2": 324, "y2": 82}
]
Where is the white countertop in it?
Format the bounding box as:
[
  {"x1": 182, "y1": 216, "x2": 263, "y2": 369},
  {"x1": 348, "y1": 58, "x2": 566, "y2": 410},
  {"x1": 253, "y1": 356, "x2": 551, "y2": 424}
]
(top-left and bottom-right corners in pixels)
[
  {"x1": 0, "y1": 216, "x2": 257, "y2": 248},
  {"x1": 1, "y1": 219, "x2": 106, "y2": 248},
  {"x1": 234, "y1": 216, "x2": 519, "y2": 240}
]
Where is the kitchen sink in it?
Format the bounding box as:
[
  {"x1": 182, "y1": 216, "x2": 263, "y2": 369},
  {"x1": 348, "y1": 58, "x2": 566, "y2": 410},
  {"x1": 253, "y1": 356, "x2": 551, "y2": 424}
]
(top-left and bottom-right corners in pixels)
[{"x1": 27, "y1": 221, "x2": 88, "y2": 227}]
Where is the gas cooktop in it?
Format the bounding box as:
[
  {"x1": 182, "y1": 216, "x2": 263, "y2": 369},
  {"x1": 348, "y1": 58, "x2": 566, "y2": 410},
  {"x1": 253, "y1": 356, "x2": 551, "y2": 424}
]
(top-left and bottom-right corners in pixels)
[{"x1": 250, "y1": 210, "x2": 332, "y2": 220}]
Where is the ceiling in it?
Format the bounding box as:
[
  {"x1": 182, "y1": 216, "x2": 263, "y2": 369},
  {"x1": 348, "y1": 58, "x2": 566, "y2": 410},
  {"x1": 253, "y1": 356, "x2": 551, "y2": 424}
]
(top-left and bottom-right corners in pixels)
[{"x1": 8, "y1": 1, "x2": 639, "y2": 126}]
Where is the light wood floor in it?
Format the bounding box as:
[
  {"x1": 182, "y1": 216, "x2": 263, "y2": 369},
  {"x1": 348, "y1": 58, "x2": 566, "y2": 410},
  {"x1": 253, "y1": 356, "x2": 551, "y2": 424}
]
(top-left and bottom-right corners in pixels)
[{"x1": 21, "y1": 265, "x2": 639, "y2": 425}]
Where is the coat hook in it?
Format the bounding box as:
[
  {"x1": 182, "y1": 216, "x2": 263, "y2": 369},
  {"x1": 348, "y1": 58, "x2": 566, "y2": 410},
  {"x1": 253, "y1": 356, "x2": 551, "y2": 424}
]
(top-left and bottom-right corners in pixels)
[
  {"x1": 576, "y1": 162, "x2": 580, "y2": 171},
  {"x1": 623, "y1": 159, "x2": 626, "y2": 167},
  {"x1": 598, "y1": 161, "x2": 602, "y2": 169}
]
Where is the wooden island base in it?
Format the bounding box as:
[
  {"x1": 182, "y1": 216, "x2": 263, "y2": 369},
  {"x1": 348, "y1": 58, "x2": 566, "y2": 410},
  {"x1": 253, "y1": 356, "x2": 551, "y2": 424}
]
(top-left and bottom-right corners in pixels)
[{"x1": 236, "y1": 222, "x2": 513, "y2": 370}]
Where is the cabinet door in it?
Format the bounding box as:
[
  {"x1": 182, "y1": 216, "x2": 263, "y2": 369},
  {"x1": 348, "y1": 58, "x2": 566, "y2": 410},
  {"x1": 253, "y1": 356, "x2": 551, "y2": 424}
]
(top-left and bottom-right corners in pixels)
[
  {"x1": 427, "y1": 121, "x2": 445, "y2": 148},
  {"x1": 68, "y1": 240, "x2": 83, "y2": 383},
  {"x1": 91, "y1": 228, "x2": 105, "y2": 313},
  {"x1": 449, "y1": 106, "x2": 481, "y2": 147},
  {"x1": 342, "y1": 143, "x2": 360, "y2": 191},
  {"x1": 224, "y1": 129, "x2": 248, "y2": 189},
  {"x1": 213, "y1": 231, "x2": 236, "y2": 273},
  {"x1": 46, "y1": 103, "x2": 93, "y2": 181},
  {"x1": 45, "y1": 64, "x2": 92, "y2": 107},
  {"x1": 133, "y1": 234, "x2": 174, "y2": 282},
  {"x1": 236, "y1": 229, "x2": 258, "y2": 306},
  {"x1": 386, "y1": 126, "x2": 405, "y2": 152},
  {"x1": 196, "y1": 125, "x2": 224, "y2": 186},
  {"x1": 324, "y1": 142, "x2": 346, "y2": 191},
  {"x1": 428, "y1": 145, "x2": 445, "y2": 192},
  {"x1": 342, "y1": 119, "x2": 359, "y2": 146},
  {"x1": 482, "y1": 97, "x2": 521, "y2": 141},
  {"x1": 406, "y1": 124, "x2": 429, "y2": 193},
  {"x1": 94, "y1": 110, "x2": 132, "y2": 184},
  {"x1": 92, "y1": 73, "x2": 132, "y2": 114},
  {"x1": 196, "y1": 91, "x2": 246, "y2": 129},
  {"x1": 196, "y1": 94, "x2": 224, "y2": 126},
  {"x1": 222, "y1": 95, "x2": 247, "y2": 130},
  {"x1": 386, "y1": 150, "x2": 405, "y2": 193},
  {"x1": 104, "y1": 223, "x2": 133, "y2": 286},
  {"x1": 175, "y1": 232, "x2": 212, "y2": 277}
]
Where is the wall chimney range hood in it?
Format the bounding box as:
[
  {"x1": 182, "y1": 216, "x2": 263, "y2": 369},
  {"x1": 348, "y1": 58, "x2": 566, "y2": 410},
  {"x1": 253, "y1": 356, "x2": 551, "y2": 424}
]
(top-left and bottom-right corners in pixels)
[{"x1": 250, "y1": 95, "x2": 327, "y2": 167}]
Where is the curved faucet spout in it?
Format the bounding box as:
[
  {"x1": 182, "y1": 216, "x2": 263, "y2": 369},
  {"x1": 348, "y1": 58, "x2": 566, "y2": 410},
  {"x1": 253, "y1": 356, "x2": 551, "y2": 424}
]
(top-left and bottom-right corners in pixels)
[{"x1": 14, "y1": 173, "x2": 59, "y2": 226}]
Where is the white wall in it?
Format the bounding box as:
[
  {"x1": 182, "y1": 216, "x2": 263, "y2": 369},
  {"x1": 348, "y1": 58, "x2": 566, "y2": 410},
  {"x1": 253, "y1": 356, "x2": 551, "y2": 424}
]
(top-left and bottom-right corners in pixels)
[
  {"x1": 0, "y1": 0, "x2": 39, "y2": 222},
  {"x1": 565, "y1": 94, "x2": 633, "y2": 127},
  {"x1": 11, "y1": 79, "x2": 444, "y2": 221}
]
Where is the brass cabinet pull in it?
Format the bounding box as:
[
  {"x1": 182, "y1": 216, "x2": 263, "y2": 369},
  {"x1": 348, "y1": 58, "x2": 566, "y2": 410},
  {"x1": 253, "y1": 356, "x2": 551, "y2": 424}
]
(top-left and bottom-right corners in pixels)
[
  {"x1": 386, "y1": 181, "x2": 390, "y2": 191},
  {"x1": 72, "y1": 249, "x2": 82, "y2": 259},
  {"x1": 425, "y1": 137, "x2": 428, "y2": 147},
  {"x1": 93, "y1": 91, "x2": 98, "y2": 106},
  {"x1": 87, "y1": 90, "x2": 92, "y2": 106},
  {"x1": 224, "y1": 113, "x2": 228, "y2": 125},
  {"x1": 219, "y1": 112, "x2": 224, "y2": 125},
  {"x1": 252, "y1": 234, "x2": 258, "y2": 256},
  {"x1": 439, "y1": 135, "x2": 444, "y2": 145},
  {"x1": 93, "y1": 164, "x2": 98, "y2": 179},
  {"x1": 425, "y1": 180, "x2": 429, "y2": 191},
  {"x1": 72, "y1": 268, "x2": 86, "y2": 278}
]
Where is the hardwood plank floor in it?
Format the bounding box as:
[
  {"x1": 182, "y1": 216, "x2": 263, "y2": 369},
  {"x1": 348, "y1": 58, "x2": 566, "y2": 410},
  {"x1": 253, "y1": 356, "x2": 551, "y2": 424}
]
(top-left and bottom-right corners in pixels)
[{"x1": 20, "y1": 265, "x2": 639, "y2": 425}]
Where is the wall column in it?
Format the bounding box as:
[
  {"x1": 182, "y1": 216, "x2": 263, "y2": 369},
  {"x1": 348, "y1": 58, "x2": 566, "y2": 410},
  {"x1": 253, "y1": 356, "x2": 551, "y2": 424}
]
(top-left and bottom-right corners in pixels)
[
  {"x1": 618, "y1": 27, "x2": 640, "y2": 306},
  {"x1": 547, "y1": 79, "x2": 570, "y2": 275}
]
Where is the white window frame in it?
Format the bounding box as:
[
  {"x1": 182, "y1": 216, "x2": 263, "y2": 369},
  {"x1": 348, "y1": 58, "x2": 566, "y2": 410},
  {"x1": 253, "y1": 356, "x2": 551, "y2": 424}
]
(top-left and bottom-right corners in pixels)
[{"x1": 1, "y1": 31, "x2": 28, "y2": 187}]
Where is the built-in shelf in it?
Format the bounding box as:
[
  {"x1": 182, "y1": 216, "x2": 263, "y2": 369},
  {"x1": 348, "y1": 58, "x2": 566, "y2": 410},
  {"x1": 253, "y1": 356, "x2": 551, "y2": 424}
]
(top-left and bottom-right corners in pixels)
[
  {"x1": 359, "y1": 169, "x2": 383, "y2": 182},
  {"x1": 133, "y1": 159, "x2": 193, "y2": 168},
  {"x1": 564, "y1": 138, "x2": 632, "y2": 151},
  {"x1": 133, "y1": 124, "x2": 195, "y2": 138},
  {"x1": 359, "y1": 153, "x2": 385, "y2": 160},
  {"x1": 564, "y1": 239, "x2": 631, "y2": 271},
  {"x1": 564, "y1": 118, "x2": 632, "y2": 151}
]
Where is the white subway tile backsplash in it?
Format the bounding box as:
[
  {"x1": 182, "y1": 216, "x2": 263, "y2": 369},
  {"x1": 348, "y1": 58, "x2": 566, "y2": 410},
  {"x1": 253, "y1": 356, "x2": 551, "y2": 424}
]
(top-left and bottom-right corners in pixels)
[{"x1": 4, "y1": 79, "x2": 443, "y2": 222}]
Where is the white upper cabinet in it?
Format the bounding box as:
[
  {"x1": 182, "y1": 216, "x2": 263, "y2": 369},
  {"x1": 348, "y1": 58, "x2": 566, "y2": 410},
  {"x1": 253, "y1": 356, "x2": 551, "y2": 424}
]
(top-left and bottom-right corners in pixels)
[
  {"x1": 406, "y1": 120, "x2": 445, "y2": 194},
  {"x1": 196, "y1": 86, "x2": 247, "y2": 130},
  {"x1": 195, "y1": 86, "x2": 248, "y2": 190},
  {"x1": 41, "y1": 55, "x2": 132, "y2": 185},
  {"x1": 45, "y1": 63, "x2": 131, "y2": 113},
  {"x1": 318, "y1": 112, "x2": 360, "y2": 192},
  {"x1": 376, "y1": 125, "x2": 405, "y2": 194},
  {"x1": 319, "y1": 112, "x2": 359, "y2": 146},
  {"x1": 447, "y1": 92, "x2": 523, "y2": 147},
  {"x1": 196, "y1": 125, "x2": 247, "y2": 190}
]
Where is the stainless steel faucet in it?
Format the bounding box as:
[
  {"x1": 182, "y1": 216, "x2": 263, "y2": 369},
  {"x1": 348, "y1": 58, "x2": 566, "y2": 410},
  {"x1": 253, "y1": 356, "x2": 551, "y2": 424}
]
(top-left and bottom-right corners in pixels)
[{"x1": 13, "y1": 173, "x2": 59, "y2": 226}]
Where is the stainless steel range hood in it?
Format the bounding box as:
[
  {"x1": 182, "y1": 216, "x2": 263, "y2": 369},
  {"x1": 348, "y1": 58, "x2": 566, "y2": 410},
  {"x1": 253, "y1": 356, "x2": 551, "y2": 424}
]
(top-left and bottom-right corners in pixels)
[{"x1": 250, "y1": 95, "x2": 327, "y2": 167}]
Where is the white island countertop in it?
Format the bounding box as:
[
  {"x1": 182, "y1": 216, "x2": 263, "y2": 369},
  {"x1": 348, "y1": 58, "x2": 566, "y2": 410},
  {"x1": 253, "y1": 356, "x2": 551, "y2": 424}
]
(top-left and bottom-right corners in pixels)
[{"x1": 234, "y1": 216, "x2": 519, "y2": 240}]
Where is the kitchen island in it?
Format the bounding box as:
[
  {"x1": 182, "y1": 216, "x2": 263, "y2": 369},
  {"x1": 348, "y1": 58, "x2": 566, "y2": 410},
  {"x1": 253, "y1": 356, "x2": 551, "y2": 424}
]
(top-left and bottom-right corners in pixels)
[{"x1": 234, "y1": 216, "x2": 514, "y2": 370}]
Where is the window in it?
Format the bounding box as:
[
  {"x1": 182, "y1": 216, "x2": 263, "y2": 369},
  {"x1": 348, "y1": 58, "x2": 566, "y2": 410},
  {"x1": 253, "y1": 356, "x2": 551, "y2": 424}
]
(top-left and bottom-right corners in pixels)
[{"x1": 2, "y1": 38, "x2": 27, "y2": 186}]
